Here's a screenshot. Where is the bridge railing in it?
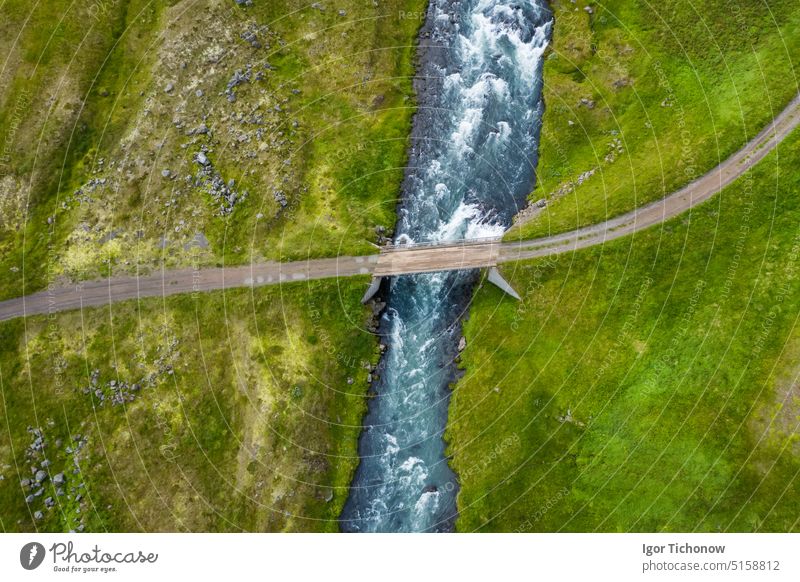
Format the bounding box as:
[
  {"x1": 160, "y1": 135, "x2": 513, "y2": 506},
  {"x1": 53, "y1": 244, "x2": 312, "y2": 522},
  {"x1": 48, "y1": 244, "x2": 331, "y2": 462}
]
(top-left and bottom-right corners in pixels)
[{"x1": 380, "y1": 235, "x2": 502, "y2": 252}]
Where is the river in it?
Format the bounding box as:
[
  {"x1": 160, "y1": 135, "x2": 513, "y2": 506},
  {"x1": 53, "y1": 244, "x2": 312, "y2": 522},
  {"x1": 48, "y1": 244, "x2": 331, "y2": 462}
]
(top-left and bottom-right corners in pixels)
[{"x1": 341, "y1": 0, "x2": 552, "y2": 533}]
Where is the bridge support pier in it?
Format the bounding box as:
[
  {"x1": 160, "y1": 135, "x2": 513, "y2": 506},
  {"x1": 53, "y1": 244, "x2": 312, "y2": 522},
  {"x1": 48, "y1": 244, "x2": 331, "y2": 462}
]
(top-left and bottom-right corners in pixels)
[
  {"x1": 487, "y1": 267, "x2": 521, "y2": 300},
  {"x1": 361, "y1": 276, "x2": 384, "y2": 304}
]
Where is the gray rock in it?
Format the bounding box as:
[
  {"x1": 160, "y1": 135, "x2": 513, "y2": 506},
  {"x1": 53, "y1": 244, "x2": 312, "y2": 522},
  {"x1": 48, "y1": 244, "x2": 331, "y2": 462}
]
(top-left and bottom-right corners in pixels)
[
  {"x1": 53, "y1": 473, "x2": 65, "y2": 485},
  {"x1": 241, "y1": 29, "x2": 261, "y2": 49},
  {"x1": 34, "y1": 511, "x2": 43, "y2": 520},
  {"x1": 161, "y1": 169, "x2": 172, "y2": 178},
  {"x1": 34, "y1": 470, "x2": 47, "y2": 483},
  {"x1": 25, "y1": 495, "x2": 34, "y2": 504},
  {"x1": 458, "y1": 336, "x2": 467, "y2": 352},
  {"x1": 165, "y1": 82, "x2": 175, "y2": 93}
]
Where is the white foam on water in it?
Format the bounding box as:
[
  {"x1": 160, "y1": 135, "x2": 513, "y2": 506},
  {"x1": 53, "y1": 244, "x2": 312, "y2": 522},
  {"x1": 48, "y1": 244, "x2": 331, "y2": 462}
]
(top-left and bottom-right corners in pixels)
[
  {"x1": 412, "y1": 491, "x2": 441, "y2": 529},
  {"x1": 343, "y1": 0, "x2": 552, "y2": 534}
]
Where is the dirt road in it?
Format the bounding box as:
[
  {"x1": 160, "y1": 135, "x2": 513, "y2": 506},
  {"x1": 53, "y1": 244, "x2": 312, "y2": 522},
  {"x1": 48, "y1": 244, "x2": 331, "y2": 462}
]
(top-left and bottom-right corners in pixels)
[
  {"x1": 501, "y1": 92, "x2": 800, "y2": 262},
  {"x1": 1, "y1": 93, "x2": 798, "y2": 322}
]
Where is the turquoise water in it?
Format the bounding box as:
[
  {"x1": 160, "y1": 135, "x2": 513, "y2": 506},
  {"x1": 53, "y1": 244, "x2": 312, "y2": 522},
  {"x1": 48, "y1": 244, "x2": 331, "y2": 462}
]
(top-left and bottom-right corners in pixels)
[{"x1": 341, "y1": 0, "x2": 551, "y2": 533}]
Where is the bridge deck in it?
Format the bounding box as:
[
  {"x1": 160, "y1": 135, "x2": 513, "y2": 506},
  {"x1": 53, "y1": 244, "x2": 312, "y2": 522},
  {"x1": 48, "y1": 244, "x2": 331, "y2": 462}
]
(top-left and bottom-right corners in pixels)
[{"x1": 373, "y1": 241, "x2": 501, "y2": 276}]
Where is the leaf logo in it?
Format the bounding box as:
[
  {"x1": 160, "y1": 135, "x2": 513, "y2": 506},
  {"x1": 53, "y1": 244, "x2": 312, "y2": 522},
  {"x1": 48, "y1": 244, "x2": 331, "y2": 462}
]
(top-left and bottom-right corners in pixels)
[{"x1": 20, "y1": 542, "x2": 46, "y2": 570}]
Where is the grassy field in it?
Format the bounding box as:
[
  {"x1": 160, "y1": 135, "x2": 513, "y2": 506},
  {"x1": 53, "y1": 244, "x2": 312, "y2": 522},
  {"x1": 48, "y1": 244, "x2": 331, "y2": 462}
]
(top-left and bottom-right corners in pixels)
[
  {"x1": 0, "y1": 0, "x2": 426, "y2": 300},
  {"x1": 448, "y1": 126, "x2": 800, "y2": 532},
  {"x1": 0, "y1": 278, "x2": 377, "y2": 532},
  {"x1": 507, "y1": 0, "x2": 800, "y2": 241}
]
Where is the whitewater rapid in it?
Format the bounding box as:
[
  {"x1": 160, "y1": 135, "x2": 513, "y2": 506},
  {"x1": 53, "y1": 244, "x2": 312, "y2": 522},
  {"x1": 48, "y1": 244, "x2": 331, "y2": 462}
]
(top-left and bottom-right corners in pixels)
[{"x1": 341, "y1": 0, "x2": 551, "y2": 533}]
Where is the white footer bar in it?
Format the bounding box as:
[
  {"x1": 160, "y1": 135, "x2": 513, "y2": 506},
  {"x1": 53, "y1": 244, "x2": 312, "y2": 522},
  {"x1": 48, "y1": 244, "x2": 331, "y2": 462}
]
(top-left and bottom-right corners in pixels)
[{"x1": 1, "y1": 533, "x2": 797, "y2": 581}]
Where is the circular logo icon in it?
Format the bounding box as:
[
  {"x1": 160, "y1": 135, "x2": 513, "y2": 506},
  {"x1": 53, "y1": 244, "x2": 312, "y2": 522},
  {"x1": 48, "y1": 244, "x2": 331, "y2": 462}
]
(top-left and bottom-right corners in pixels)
[{"x1": 20, "y1": 542, "x2": 46, "y2": 570}]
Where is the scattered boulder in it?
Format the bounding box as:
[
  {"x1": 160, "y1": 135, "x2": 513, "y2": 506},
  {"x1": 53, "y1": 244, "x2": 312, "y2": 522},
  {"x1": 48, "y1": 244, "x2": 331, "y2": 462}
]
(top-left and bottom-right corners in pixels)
[
  {"x1": 273, "y1": 190, "x2": 288, "y2": 207},
  {"x1": 241, "y1": 28, "x2": 261, "y2": 49}
]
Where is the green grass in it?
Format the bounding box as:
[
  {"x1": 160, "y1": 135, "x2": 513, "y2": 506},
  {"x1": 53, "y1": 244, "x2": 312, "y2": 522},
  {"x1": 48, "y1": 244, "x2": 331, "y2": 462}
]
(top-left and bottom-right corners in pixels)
[
  {"x1": 0, "y1": 0, "x2": 426, "y2": 300},
  {"x1": 0, "y1": 0, "x2": 167, "y2": 299},
  {"x1": 507, "y1": 0, "x2": 800, "y2": 242},
  {"x1": 0, "y1": 278, "x2": 376, "y2": 532},
  {"x1": 449, "y1": 126, "x2": 800, "y2": 532},
  {"x1": 210, "y1": 0, "x2": 427, "y2": 265}
]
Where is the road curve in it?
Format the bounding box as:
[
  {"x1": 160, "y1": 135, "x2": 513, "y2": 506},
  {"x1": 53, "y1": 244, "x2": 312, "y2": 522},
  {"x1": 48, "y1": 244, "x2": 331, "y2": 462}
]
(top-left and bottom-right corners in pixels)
[
  {"x1": 1, "y1": 93, "x2": 798, "y2": 322},
  {"x1": 501, "y1": 92, "x2": 800, "y2": 262}
]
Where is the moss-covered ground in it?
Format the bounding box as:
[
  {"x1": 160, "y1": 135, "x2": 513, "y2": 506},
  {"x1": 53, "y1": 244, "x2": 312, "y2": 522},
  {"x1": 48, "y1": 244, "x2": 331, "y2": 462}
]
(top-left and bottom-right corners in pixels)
[
  {"x1": 449, "y1": 125, "x2": 800, "y2": 532},
  {"x1": 0, "y1": 0, "x2": 423, "y2": 532},
  {"x1": 0, "y1": 278, "x2": 376, "y2": 532},
  {"x1": 0, "y1": 0, "x2": 426, "y2": 300},
  {"x1": 507, "y1": 0, "x2": 800, "y2": 241}
]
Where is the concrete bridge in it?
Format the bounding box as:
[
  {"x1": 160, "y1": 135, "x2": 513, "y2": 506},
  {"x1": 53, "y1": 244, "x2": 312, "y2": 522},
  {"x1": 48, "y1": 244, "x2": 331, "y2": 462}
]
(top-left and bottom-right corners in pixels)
[{"x1": 361, "y1": 238, "x2": 517, "y2": 302}]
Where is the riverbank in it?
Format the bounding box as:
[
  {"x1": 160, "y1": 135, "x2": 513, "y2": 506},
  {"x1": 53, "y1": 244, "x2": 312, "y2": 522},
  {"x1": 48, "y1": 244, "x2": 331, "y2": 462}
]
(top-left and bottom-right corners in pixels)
[
  {"x1": 0, "y1": 0, "x2": 425, "y2": 300},
  {"x1": 0, "y1": 278, "x2": 378, "y2": 531},
  {"x1": 0, "y1": 0, "x2": 423, "y2": 533},
  {"x1": 449, "y1": 0, "x2": 800, "y2": 531},
  {"x1": 450, "y1": 124, "x2": 800, "y2": 532},
  {"x1": 506, "y1": 0, "x2": 800, "y2": 241}
]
